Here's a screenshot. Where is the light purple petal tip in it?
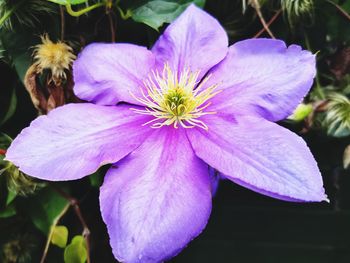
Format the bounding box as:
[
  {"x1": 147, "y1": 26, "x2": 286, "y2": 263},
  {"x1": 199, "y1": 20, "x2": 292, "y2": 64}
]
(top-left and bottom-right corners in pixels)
[
  {"x1": 100, "y1": 128, "x2": 212, "y2": 263},
  {"x1": 73, "y1": 43, "x2": 155, "y2": 106},
  {"x1": 205, "y1": 38, "x2": 316, "y2": 121},
  {"x1": 187, "y1": 115, "x2": 327, "y2": 202},
  {"x1": 152, "y1": 4, "x2": 228, "y2": 79},
  {"x1": 6, "y1": 104, "x2": 153, "y2": 181}
]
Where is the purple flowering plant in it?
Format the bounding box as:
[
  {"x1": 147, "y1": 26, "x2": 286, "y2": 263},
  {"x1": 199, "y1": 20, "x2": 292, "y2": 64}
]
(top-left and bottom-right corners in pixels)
[{"x1": 5, "y1": 4, "x2": 327, "y2": 263}]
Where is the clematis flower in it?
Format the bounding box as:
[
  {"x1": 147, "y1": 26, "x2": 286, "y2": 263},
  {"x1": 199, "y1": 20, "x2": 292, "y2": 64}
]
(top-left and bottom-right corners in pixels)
[{"x1": 6, "y1": 5, "x2": 327, "y2": 263}]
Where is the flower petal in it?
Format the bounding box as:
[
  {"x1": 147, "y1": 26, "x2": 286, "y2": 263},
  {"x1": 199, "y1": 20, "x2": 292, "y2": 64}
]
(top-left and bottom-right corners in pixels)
[
  {"x1": 187, "y1": 115, "x2": 327, "y2": 202},
  {"x1": 152, "y1": 4, "x2": 228, "y2": 79},
  {"x1": 100, "y1": 128, "x2": 212, "y2": 263},
  {"x1": 6, "y1": 104, "x2": 153, "y2": 181},
  {"x1": 205, "y1": 39, "x2": 316, "y2": 121},
  {"x1": 73, "y1": 43, "x2": 155, "y2": 105}
]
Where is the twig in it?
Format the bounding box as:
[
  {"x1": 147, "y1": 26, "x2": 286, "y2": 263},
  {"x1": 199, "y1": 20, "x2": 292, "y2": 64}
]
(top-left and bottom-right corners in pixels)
[
  {"x1": 65, "y1": 2, "x2": 104, "y2": 17},
  {"x1": 107, "y1": 11, "x2": 116, "y2": 42},
  {"x1": 304, "y1": 32, "x2": 325, "y2": 100},
  {"x1": 40, "y1": 203, "x2": 70, "y2": 263},
  {"x1": 60, "y1": 6, "x2": 65, "y2": 41},
  {"x1": 254, "y1": 9, "x2": 282, "y2": 38},
  {"x1": 251, "y1": 0, "x2": 275, "y2": 39},
  {"x1": 105, "y1": 0, "x2": 116, "y2": 42},
  {"x1": 70, "y1": 198, "x2": 91, "y2": 263},
  {"x1": 51, "y1": 186, "x2": 91, "y2": 263},
  {"x1": 326, "y1": 0, "x2": 350, "y2": 22}
]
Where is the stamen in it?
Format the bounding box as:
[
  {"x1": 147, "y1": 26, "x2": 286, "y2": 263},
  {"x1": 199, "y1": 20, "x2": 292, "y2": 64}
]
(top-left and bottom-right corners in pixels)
[{"x1": 131, "y1": 64, "x2": 220, "y2": 130}]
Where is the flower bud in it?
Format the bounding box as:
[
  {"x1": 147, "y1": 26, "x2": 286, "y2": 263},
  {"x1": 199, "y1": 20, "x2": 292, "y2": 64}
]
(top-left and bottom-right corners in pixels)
[{"x1": 288, "y1": 103, "x2": 313, "y2": 122}]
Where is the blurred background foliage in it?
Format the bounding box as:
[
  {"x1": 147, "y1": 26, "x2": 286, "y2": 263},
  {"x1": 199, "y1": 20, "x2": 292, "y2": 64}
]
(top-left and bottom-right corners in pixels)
[{"x1": 0, "y1": 0, "x2": 350, "y2": 262}]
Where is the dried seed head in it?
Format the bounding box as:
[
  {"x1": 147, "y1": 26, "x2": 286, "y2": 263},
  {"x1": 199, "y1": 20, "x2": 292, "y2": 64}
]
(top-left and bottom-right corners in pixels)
[{"x1": 33, "y1": 34, "x2": 76, "y2": 82}]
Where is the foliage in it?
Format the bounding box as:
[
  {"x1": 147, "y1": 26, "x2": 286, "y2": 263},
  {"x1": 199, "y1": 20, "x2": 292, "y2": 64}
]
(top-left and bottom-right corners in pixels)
[
  {"x1": 51, "y1": 225, "x2": 69, "y2": 248},
  {"x1": 64, "y1": 235, "x2": 87, "y2": 263},
  {"x1": 126, "y1": 0, "x2": 206, "y2": 30},
  {"x1": 0, "y1": 0, "x2": 55, "y2": 29}
]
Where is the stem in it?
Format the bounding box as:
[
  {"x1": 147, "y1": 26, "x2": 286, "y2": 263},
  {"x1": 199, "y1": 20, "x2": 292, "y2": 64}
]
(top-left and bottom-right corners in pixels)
[
  {"x1": 40, "y1": 203, "x2": 70, "y2": 263},
  {"x1": 65, "y1": 2, "x2": 105, "y2": 17},
  {"x1": 116, "y1": 6, "x2": 132, "y2": 20},
  {"x1": 326, "y1": 0, "x2": 350, "y2": 22},
  {"x1": 60, "y1": 6, "x2": 65, "y2": 41},
  {"x1": 115, "y1": 0, "x2": 132, "y2": 20},
  {"x1": 107, "y1": 12, "x2": 115, "y2": 42},
  {"x1": 304, "y1": 33, "x2": 325, "y2": 100},
  {"x1": 52, "y1": 186, "x2": 91, "y2": 263},
  {"x1": 0, "y1": 149, "x2": 6, "y2": 155},
  {"x1": 106, "y1": 1, "x2": 116, "y2": 42},
  {"x1": 107, "y1": 12, "x2": 116, "y2": 42},
  {"x1": 251, "y1": 0, "x2": 275, "y2": 39},
  {"x1": 254, "y1": 9, "x2": 282, "y2": 38}
]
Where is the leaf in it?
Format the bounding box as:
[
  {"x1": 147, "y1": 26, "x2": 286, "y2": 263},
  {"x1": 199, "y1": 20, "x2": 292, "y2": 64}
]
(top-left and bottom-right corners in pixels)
[
  {"x1": 0, "y1": 134, "x2": 11, "y2": 145},
  {"x1": 130, "y1": 0, "x2": 205, "y2": 30},
  {"x1": 88, "y1": 165, "x2": 108, "y2": 188},
  {"x1": 47, "y1": 0, "x2": 88, "y2": 5},
  {"x1": 89, "y1": 172, "x2": 102, "y2": 188},
  {"x1": 64, "y1": 235, "x2": 87, "y2": 263},
  {"x1": 6, "y1": 189, "x2": 16, "y2": 205},
  {"x1": 24, "y1": 188, "x2": 69, "y2": 234},
  {"x1": 0, "y1": 203, "x2": 16, "y2": 218},
  {"x1": 0, "y1": 132, "x2": 12, "y2": 152},
  {"x1": 51, "y1": 225, "x2": 69, "y2": 248},
  {"x1": 0, "y1": 87, "x2": 17, "y2": 126}
]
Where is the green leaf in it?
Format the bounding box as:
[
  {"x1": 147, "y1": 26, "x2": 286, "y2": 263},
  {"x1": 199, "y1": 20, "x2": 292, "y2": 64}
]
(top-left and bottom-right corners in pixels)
[
  {"x1": 25, "y1": 188, "x2": 69, "y2": 234},
  {"x1": 0, "y1": 203, "x2": 16, "y2": 218},
  {"x1": 89, "y1": 170, "x2": 103, "y2": 188},
  {"x1": 0, "y1": 87, "x2": 17, "y2": 126},
  {"x1": 6, "y1": 189, "x2": 16, "y2": 205},
  {"x1": 51, "y1": 225, "x2": 69, "y2": 248},
  {"x1": 47, "y1": 0, "x2": 88, "y2": 5},
  {"x1": 130, "y1": 0, "x2": 205, "y2": 30},
  {"x1": 64, "y1": 235, "x2": 87, "y2": 263},
  {"x1": 0, "y1": 132, "x2": 12, "y2": 151}
]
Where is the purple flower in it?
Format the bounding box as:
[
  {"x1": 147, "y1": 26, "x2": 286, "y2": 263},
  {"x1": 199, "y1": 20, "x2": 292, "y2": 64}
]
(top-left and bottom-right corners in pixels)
[{"x1": 6, "y1": 5, "x2": 327, "y2": 263}]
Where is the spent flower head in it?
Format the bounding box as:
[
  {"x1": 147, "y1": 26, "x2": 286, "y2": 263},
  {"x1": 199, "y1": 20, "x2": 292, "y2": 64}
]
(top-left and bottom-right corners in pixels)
[
  {"x1": 324, "y1": 92, "x2": 350, "y2": 137},
  {"x1": 33, "y1": 34, "x2": 75, "y2": 82}
]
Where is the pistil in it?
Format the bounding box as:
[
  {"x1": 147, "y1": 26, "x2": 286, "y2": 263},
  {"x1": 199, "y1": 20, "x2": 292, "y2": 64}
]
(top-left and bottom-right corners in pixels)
[{"x1": 131, "y1": 64, "x2": 220, "y2": 130}]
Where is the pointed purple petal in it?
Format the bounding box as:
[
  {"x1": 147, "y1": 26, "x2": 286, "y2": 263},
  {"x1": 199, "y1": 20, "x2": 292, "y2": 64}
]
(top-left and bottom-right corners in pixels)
[
  {"x1": 152, "y1": 4, "x2": 228, "y2": 79},
  {"x1": 6, "y1": 104, "x2": 153, "y2": 181},
  {"x1": 100, "y1": 128, "x2": 212, "y2": 263},
  {"x1": 187, "y1": 115, "x2": 327, "y2": 202},
  {"x1": 205, "y1": 39, "x2": 316, "y2": 121},
  {"x1": 73, "y1": 43, "x2": 155, "y2": 105}
]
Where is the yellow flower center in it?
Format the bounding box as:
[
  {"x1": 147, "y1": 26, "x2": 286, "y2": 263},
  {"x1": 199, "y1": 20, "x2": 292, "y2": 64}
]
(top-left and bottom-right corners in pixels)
[{"x1": 131, "y1": 64, "x2": 220, "y2": 130}]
